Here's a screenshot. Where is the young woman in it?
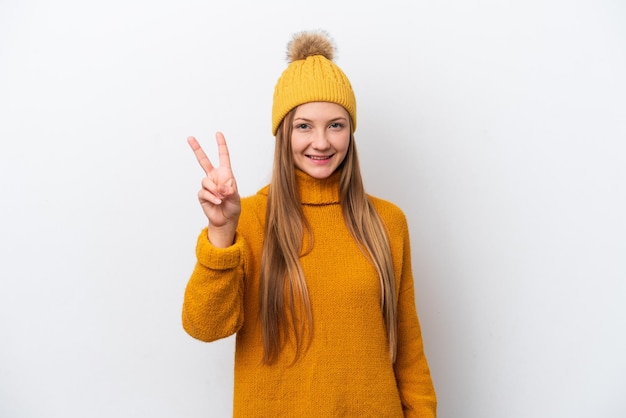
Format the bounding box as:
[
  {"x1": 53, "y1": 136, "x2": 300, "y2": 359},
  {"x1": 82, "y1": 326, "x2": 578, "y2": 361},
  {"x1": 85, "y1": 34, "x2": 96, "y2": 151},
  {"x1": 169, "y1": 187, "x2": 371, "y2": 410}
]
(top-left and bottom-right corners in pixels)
[{"x1": 183, "y1": 30, "x2": 437, "y2": 417}]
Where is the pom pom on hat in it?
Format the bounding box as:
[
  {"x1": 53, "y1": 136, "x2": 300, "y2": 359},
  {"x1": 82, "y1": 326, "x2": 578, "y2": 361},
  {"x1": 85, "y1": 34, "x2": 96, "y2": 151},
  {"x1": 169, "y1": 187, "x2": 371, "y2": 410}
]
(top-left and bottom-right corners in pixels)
[
  {"x1": 271, "y1": 30, "x2": 357, "y2": 135},
  {"x1": 286, "y1": 30, "x2": 335, "y2": 62}
]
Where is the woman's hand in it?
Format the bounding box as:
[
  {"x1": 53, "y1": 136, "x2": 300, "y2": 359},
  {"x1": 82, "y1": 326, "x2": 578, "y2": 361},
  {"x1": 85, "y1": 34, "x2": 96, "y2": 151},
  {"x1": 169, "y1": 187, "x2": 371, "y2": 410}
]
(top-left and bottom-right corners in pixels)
[{"x1": 188, "y1": 132, "x2": 241, "y2": 247}]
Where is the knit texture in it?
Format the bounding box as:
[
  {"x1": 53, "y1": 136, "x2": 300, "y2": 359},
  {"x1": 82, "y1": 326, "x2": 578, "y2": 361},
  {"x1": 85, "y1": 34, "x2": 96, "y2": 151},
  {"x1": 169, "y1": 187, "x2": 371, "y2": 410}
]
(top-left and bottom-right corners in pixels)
[
  {"x1": 182, "y1": 170, "x2": 437, "y2": 417},
  {"x1": 272, "y1": 54, "x2": 357, "y2": 135}
]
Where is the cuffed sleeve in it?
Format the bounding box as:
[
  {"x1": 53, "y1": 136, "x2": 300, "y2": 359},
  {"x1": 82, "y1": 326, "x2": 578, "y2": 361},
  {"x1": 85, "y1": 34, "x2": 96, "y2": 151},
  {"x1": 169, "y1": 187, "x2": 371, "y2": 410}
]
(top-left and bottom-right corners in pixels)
[{"x1": 182, "y1": 228, "x2": 246, "y2": 342}]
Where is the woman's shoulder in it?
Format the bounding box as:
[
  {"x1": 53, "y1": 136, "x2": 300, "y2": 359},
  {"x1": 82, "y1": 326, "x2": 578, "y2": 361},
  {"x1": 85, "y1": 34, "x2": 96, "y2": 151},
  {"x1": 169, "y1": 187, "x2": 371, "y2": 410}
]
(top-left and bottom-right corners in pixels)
[
  {"x1": 240, "y1": 185, "x2": 269, "y2": 205},
  {"x1": 239, "y1": 185, "x2": 269, "y2": 226},
  {"x1": 367, "y1": 194, "x2": 408, "y2": 227}
]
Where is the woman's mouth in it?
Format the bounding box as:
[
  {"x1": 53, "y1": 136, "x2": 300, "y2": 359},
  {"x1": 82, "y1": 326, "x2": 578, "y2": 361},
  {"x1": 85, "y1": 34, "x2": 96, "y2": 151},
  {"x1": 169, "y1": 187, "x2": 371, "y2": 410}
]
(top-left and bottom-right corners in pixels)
[{"x1": 307, "y1": 154, "x2": 333, "y2": 161}]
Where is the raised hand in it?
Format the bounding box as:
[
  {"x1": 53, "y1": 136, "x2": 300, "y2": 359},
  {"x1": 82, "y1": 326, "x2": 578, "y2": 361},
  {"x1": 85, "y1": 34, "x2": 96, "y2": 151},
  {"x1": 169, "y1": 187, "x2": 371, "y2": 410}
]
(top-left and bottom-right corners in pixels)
[{"x1": 188, "y1": 132, "x2": 241, "y2": 247}]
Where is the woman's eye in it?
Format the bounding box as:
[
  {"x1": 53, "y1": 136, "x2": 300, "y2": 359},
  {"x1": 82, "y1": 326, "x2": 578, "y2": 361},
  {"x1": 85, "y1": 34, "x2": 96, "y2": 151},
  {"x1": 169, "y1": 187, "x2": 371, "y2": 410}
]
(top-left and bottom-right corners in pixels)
[
  {"x1": 329, "y1": 122, "x2": 343, "y2": 129},
  {"x1": 295, "y1": 123, "x2": 309, "y2": 129}
]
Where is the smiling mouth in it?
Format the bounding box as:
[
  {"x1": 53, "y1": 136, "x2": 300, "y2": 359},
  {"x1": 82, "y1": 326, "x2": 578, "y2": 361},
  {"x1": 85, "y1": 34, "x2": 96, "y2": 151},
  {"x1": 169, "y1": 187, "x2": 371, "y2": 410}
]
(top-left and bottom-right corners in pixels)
[{"x1": 307, "y1": 154, "x2": 333, "y2": 160}]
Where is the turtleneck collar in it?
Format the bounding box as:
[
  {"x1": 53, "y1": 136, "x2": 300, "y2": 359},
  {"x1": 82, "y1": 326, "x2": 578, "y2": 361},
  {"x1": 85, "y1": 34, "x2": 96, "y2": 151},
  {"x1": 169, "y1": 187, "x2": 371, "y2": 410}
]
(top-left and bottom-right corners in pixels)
[
  {"x1": 295, "y1": 169, "x2": 341, "y2": 205},
  {"x1": 258, "y1": 169, "x2": 342, "y2": 205}
]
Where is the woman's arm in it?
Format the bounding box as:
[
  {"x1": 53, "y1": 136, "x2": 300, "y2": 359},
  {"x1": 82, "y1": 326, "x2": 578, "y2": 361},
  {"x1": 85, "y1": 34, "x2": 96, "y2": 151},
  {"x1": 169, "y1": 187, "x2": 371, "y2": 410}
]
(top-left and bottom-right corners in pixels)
[{"x1": 386, "y1": 207, "x2": 437, "y2": 417}]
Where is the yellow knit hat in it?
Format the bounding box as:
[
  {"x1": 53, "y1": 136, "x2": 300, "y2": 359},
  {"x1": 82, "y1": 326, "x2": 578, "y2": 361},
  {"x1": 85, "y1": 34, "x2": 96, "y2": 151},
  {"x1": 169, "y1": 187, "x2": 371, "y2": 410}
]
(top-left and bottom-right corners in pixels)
[{"x1": 271, "y1": 30, "x2": 357, "y2": 135}]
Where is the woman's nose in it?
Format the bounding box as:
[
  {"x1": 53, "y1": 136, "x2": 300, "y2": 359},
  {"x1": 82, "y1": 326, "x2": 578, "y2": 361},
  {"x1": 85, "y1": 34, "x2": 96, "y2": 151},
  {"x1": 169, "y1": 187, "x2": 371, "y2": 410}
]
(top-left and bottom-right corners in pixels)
[{"x1": 311, "y1": 130, "x2": 331, "y2": 150}]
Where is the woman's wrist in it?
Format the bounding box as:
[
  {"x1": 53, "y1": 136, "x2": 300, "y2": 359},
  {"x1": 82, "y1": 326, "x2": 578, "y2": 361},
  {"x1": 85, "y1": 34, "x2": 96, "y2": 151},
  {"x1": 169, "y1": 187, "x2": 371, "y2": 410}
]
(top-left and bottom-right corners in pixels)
[{"x1": 207, "y1": 223, "x2": 237, "y2": 248}]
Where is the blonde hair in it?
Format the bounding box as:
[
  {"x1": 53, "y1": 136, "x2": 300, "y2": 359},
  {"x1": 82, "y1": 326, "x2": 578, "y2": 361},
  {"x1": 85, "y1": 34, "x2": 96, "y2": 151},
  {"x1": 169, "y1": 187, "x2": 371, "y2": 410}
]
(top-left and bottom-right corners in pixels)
[{"x1": 260, "y1": 109, "x2": 397, "y2": 364}]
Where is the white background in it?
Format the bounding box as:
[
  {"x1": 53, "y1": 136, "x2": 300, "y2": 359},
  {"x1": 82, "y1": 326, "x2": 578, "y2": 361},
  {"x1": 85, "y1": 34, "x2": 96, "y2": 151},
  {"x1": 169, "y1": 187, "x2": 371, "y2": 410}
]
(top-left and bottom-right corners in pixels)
[{"x1": 1, "y1": 0, "x2": 625, "y2": 417}]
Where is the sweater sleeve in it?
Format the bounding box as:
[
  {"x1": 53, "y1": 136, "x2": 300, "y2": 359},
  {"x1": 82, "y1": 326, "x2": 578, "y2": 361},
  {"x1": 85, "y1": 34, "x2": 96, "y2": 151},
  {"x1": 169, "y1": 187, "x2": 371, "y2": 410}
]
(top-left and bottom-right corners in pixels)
[
  {"x1": 182, "y1": 227, "x2": 246, "y2": 342},
  {"x1": 393, "y1": 215, "x2": 438, "y2": 418}
]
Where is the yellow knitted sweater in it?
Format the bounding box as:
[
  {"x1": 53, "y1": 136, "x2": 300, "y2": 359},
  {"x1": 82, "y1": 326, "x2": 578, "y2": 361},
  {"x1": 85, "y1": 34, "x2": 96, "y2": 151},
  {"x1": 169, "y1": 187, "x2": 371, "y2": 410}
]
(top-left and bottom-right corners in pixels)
[{"x1": 182, "y1": 169, "x2": 437, "y2": 417}]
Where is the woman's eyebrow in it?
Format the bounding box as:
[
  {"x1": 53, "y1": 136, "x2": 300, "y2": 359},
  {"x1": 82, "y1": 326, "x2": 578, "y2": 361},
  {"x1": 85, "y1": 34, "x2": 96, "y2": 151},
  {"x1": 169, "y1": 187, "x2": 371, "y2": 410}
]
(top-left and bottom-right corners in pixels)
[{"x1": 293, "y1": 116, "x2": 348, "y2": 123}]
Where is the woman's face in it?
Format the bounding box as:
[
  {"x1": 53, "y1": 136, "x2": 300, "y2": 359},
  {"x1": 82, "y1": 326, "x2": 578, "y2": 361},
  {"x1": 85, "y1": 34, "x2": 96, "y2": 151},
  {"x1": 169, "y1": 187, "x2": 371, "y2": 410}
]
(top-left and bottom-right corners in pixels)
[{"x1": 290, "y1": 102, "x2": 351, "y2": 179}]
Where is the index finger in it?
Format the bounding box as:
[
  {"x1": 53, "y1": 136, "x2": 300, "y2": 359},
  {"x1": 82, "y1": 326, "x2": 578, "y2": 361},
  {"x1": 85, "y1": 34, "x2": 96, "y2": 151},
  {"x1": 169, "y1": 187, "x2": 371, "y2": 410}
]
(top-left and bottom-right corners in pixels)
[
  {"x1": 215, "y1": 131, "x2": 232, "y2": 169},
  {"x1": 187, "y1": 136, "x2": 214, "y2": 175}
]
